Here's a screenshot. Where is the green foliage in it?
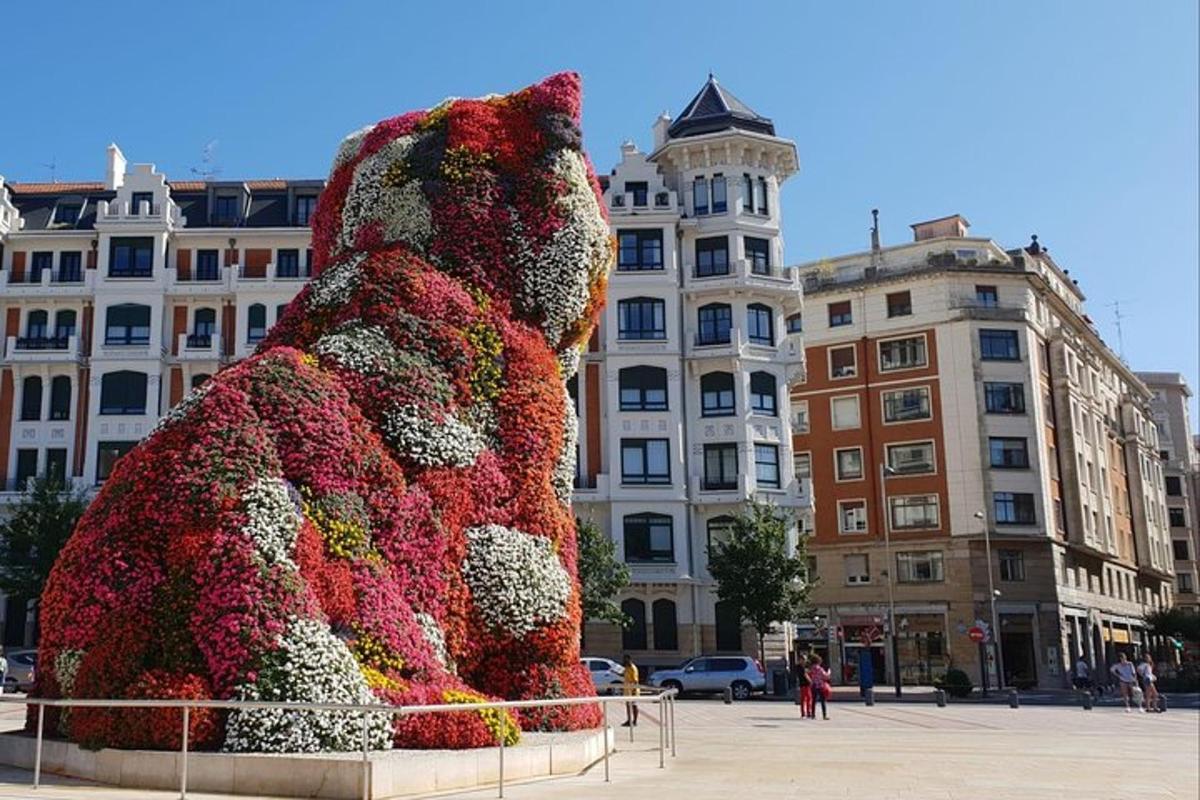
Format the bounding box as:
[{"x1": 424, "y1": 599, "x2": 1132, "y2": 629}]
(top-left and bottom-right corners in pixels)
[
  {"x1": 937, "y1": 668, "x2": 974, "y2": 698},
  {"x1": 706, "y1": 500, "x2": 810, "y2": 661},
  {"x1": 0, "y1": 476, "x2": 88, "y2": 605},
  {"x1": 1146, "y1": 607, "x2": 1200, "y2": 643},
  {"x1": 575, "y1": 516, "x2": 631, "y2": 627}
]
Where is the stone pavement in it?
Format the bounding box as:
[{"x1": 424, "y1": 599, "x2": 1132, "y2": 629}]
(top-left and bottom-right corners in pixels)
[{"x1": 0, "y1": 698, "x2": 1195, "y2": 799}]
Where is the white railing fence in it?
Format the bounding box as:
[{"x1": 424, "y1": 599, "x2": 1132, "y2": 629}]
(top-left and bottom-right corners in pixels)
[{"x1": 0, "y1": 684, "x2": 677, "y2": 800}]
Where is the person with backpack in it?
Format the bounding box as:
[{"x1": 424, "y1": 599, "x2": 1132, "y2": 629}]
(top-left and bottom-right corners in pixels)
[
  {"x1": 807, "y1": 654, "x2": 831, "y2": 720},
  {"x1": 793, "y1": 653, "x2": 814, "y2": 718}
]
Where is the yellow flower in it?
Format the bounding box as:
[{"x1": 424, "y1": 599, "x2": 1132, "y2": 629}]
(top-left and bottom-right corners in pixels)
[
  {"x1": 443, "y1": 689, "x2": 521, "y2": 746},
  {"x1": 351, "y1": 625, "x2": 405, "y2": 673},
  {"x1": 361, "y1": 666, "x2": 404, "y2": 692},
  {"x1": 466, "y1": 322, "x2": 504, "y2": 403}
]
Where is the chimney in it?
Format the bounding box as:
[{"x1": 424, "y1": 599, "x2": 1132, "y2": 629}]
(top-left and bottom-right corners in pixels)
[
  {"x1": 870, "y1": 209, "x2": 881, "y2": 252},
  {"x1": 105, "y1": 143, "x2": 127, "y2": 190},
  {"x1": 652, "y1": 112, "x2": 671, "y2": 149},
  {"x1": 910, "y1": 214, "x2": 970, "y2": 242}
]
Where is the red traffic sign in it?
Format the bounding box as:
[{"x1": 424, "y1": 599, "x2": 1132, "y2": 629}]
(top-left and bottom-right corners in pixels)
[{"x1": 968, "y1": 626, "x2": 986, "y2": 643}]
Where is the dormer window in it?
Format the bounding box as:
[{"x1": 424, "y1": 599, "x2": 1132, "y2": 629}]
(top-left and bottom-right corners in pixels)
[
  {"x1": 54, "y1": 203, "x2": 81, "y2": 225},
  {"x1": 295, "y1": 195, "x2": 318, "y2": 226},
  {"x1": 214, "y1": 195, "x2": 240, "y2": 224},
  {"x1": 624, "y1": 181, "x2": 648, "y2": 207},
  {"x1": 131, "y1": 192, "x2": 153, "y2": 214}
]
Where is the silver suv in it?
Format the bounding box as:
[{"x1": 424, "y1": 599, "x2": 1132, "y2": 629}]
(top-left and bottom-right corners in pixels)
[{"x1": 649, "y1": 655, "x2": 765, "y2": 700}]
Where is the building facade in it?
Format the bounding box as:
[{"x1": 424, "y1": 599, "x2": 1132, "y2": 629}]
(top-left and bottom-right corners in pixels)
[
  {"x1": 1136, "y1": 372, "x2": 1199, "y2": 612},
  {"x1": 0, "y1": 146, "x2": 319, "y2": 646},
  {"x1": 791, "y1": 216, "x2": 1175, "y2": 688},
  {"x1": 574, "y1": 78, "x2": 811, "y2": 667}
]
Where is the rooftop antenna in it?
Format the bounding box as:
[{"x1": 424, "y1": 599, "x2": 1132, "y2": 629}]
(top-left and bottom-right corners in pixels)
[
  {"x1": 1108, "y1": 301, "x2": 1129, "y2": 362},
  {"x1": 190, "y1": 140, "x2": 222, "y2": 181},
  {"x1": 870, "y1": 208, "x2": 881, "y2": 268},
  {"x1": 41, "y1": 156, "x2": 58, "y2": 183}
]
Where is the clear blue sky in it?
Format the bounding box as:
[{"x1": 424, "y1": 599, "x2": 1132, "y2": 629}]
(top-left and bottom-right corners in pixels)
[{"x1": 2, "y1": 1, "x2": 1197, "y2": 414}]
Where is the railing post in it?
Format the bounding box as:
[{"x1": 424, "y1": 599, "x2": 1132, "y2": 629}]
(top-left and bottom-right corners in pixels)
[
  {"x1": 602, "y1": 701, "x2": 610, "y2": 782},
  {"x1": 497, "y1": 713, "x2": 505, "y2": 799},
  {"x1": 179, "y1": 705, "x2": 189, "y2": 800},
  {"x1": 33, "y1": 703, "x2": 44, "y2": 790},
  {"x1": 658, "y1": 696, "x2": 664, "y2": 769},
  {"x1": 669, "y1": 694, "x2": 677, "y2": 757},
  {"x1": 361, "y1": 711, "x2": 370, "y2": 800}
]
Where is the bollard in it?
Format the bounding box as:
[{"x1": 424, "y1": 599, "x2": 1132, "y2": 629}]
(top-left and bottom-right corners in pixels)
[
  {"x1": 864, "y1": 687, "x2": 875, "y2": 706},
  {"x1": 722, "y1": 686, "x2": 733, "y2": 705},
  {"x1": 1008, "y1": 689, "x2": 1019, "y2": 709},
  {"x1": 1081, "y1": 691, "x2": 1093, "y2": 710},
  {"x1": 935, "y1": 688, "x2": 946, "y2": 707}
]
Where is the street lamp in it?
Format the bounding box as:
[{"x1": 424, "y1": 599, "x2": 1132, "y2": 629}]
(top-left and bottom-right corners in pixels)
[
  {"x1": 879, "y1": 463, "x2": 901, "y2": 697},
  {"x1": 974, "y1": 510, "x2": 1005, "y2": 691}
]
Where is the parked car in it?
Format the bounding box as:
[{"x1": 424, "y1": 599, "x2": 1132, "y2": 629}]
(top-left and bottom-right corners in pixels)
[
  {"x1": 581, "y1": 657, "x2": 625, "y2": 694},
  {"x1": 2, "y1": 649, "x2": 36, "y2": 692},
  {"x1": 649, "y1": 655, "x2": 765, "y2": 700}
]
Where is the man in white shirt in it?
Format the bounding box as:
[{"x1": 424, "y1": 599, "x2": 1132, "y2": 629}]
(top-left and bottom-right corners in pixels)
[
  {"x1": 1110, "y1": 652, "x2": 1137, "y2": 711},
  {"x1": 1073, "y1": 656, "x2": 1091, "y2": 691}
]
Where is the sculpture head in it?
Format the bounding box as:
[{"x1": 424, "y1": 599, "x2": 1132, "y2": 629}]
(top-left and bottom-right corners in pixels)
[{"x1": 310, "y1": 72, "x2": 613, "y2": 351}]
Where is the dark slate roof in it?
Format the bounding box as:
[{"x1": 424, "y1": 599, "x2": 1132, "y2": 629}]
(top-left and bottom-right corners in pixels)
[{"x1": 667, "y1": 76, "x2": 775, "y2": 140}]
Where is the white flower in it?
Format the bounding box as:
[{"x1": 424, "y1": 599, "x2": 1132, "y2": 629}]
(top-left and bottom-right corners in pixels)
[
  {"x1": 462, "y1": 525, "x2": 572, "y2": 637},
  {"x1": 558, "y1": 345, "x2": 582, "y2": 380},
  {"x1": 54, "y1": 649, "x2": 85, "y2": 697},
  {"x1": 416, "y1": 612, "x2": 454, "y2": 673},
  {"x1": 338, "y1": 135, "x2": 433, "y2": 255},
  {"x1": 314, "y1": 323, "x2": 399, "y2": 375},
  {"x1": 241, "y1": 478, "x2": 302, "y2": 568},
  {"x1": 551, "y1": 389, "x2": 578, "y2": 506},
  {"x1": 151, "y1": 379, "x2": 214, "y2": 435},
  {"x1": 308, "y1": 254, "x2": 365, "y2": 309},
  {"x1": 382, "y1": 404, "x2": 485, "y2": 468},
  {"x1": 223, "y1": 617, "x2": 392, "y2": 753},
  {"x1": 332, "y1": 123, "x2": 376, "y2": 170}
]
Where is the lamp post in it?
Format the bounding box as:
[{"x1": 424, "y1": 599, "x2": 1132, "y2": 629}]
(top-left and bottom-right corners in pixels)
[
  {"x1": 974, "y1": 510, "x2": 1005, "y2": 691},
  {"x1": 879, "y1": 463, "x2": 901, "y2": 697}
]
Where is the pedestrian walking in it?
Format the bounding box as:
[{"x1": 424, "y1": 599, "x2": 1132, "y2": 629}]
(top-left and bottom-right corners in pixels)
[
  {"x1": 808, "y1": 654, "x2": 831, "y2": 720},
  {"x1": 1073, "y1": 655, "x2": 1092, "y2": 691},
  {"x1": 0, "y1": 649, "x2": 7, "y2": 695},
  {"x1": 1136, "y1": 653, "x2": 1160, "y2": 712},
  {"x1": 793, "y1": 654, "x2": 813, "y2": 718},
  {"x1": 621, "y1": 655, "x2": 639, "y2": 727},
  {"x1": 1109, "y1": 652, "x2": 1138, "y2": 712}
]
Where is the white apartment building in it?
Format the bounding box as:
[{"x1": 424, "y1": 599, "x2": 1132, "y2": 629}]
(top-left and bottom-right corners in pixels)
[
  {"x1": 0, "y1": 146, "x2": 318, "y2": 647},
  {"x1": 574, "y1": 77, "x2": 811, "y2": 665}
]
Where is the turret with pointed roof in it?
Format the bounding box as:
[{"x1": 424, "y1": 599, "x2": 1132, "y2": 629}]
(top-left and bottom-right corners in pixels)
[{"x1": 667, "y1": 74, "x2": 776, "y2": 139}]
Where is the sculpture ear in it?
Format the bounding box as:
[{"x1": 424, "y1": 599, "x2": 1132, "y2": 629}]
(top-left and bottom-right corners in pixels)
[{"x1": 526, "y1": 72, "x2": 583, "y2": 125}]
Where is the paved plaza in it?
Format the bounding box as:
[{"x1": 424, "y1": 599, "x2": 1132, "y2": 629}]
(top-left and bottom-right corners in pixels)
[{"x1": 0, "y1": 697, "x2": 1196, "y2": 800}]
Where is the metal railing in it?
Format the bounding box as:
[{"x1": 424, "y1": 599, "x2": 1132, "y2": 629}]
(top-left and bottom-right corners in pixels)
[{"x1": 0, "y1": 684, "x2": 677, "y2": 800}]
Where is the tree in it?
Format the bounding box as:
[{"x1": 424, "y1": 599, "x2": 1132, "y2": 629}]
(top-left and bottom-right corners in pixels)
[
  {"x1": 706, "y1": 499, "x2": 810, "y2": 667},
  {"x1": 0, "y1": 477, "x2": 88, "y2": 632},
  {"x1": 1147, "y1": 607, "x2": 1200, "y2": 644},
  {"x1": 575, "y1": 516, "x2": 631, "y2": 629}
]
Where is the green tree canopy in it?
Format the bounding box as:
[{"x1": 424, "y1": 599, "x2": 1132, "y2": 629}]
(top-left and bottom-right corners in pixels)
[
  {"x1": 575, "y1": 516, "x2": 631, "y2": 628},
  {"x1": 0, "y1": 476, "x2": 88, "y2": 605},
  {"x1": 1147, "y1": 607, "x2": 1200, "y2": 644}
]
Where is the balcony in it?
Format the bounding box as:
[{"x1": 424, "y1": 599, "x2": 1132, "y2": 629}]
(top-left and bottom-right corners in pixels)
[
  {"x1": 4, "y1": 335, "x2": 80, "y2": 363},
  {"x1": 232, "y1": 264, "x2": 314, "y2": 290},
  {"x1": 167, "y1": 266, "x2": 233, "y2": 294},
  {"x1": 96, "y1": 198, "x2": 182, "y2": 227},
  {"x1": 176, "y1": 333, "x2": 223, "y2": 361},
  {"x1": 686, "y1": 326, "x2": 744, "y2": 361},
  {"x1": 571, "y1": 473, "x2": 611, "y2": 500},
  {"x1": 683, "y1": 258, "x2": 800, "y2": 296},
  {"x1": 949, "y1": 295, "x2": 1030, "y2": 322},
  {"x1": 2, "y1": 268, "x2": 95, "y2": 297},
  {"x1": 609, "y1": 190, "x2": 676, "y2": 216}
]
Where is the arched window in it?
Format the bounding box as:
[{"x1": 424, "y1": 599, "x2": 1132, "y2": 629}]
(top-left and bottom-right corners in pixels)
[
  {"x1": 696, "y1": 303, "x2": 732, "y2": 345},
  {"x1": 54, "y1": 309, "x2": 77, "y2": 339},
  {"x1": 99, "y1": 371, "x2": 147, "y2": 415},
  {"x1": 49, "y1": 376, "x2": 72, "y2": 421},
  {"x1": 25, "y1": 310, "x2": 48, "y2": 339},
  {"x1": 247, "y1": 304, "x2": 267, "y2": 342},
  {"x1": 700, "y1": 372, "x2": 735, "y2": 417},
  {"x1": 621, "y1": 598, "x2": 647, "y2": 651},
  {"x1": 20, "y1": 376, "x2": 42, "y2": 421},
  {"x1": 624, "y1": 513, "x2": 673, "y2": 563},
  {"x1": 191, "y1": 373, "x2": 211, "y2": 390},
  {"x1": 714, "y1": 600, "x2": 742, "y2": 652},
  {"x1": 194, "y1": 307, "x2": 217, "y2": 335},
  {"x1": 652, "y1": 599, "x2": 678, "y2": 651},
  {"x1": 619, "y1": 366, "x2": 668, "y2": 411},
  {"x1": 105, "y1": 304, "x2": 151, "y2": 345},
  {"x1": 275, "y1": 303, "x2": 289, "y2": 323},
  {"x1": 747, "y1": 303, "x2": 774, "y2": 346},
  {"x1": 750, "y1": 371, "x2": 778, "y2": 416},
  {"x1": 706, "y1": 515, "x2": 735, "y2": 556}
]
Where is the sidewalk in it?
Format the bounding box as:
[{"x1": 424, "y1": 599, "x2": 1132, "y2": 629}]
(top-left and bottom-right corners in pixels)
[{"x1": 757, "y1": 684, "x2": 1200, "y2": 708}]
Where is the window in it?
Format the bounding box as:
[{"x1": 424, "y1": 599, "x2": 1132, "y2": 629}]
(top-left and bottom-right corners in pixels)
[
  {"x1": 54, "y1": 203, "x2": 81, "y2": 225},
  {"x1": 99, "y1": 371, "x2": 148, "y2": 415},
  {"x1": 621, "y1": 438, "x2": 670, "y2": 485},
  {"x1": 786, "y1": 313, "x2": 803, "y2": 334},
  {"x1": 999, "y1": 550, "x2": 1026, "y2": 581},
  {"x1": 247, "y1": 304, "x2": 267, "y2": 342},
  {"x1": 1164, "y1": 476, "x2": 1182, "y2": 496},
  {"x1": 25, "y1": 310, "x2": 48, "y2": 339},
  {"x1": 191, "y1": 373, "x2": 211, "y2": 390},
  {"x1": 878, "y1": 336, "x2": 927, "y2": 371},
  {"x1": 701, "y1": 372, "x2": 735, "y2": 417},
  {"x1": 1173, "y1": 540, "x2": 1191, "y2": 560},
  {"x1": 617, "y1": 230, "x2": 664, "y2": 271},
  {"x1": 45, "y1": 448, "x2": 67, "y2": 486},
  {"x1": 747, "y1": 304, "x2": 774, "y2": 346},
  {"x1": 755, "y1": 444, "x2": 781, "y2": 488},
  {"x1": 994, "y1": 492, "x2": 1036, "y2": 525},
  {"x1": 887, "y1": 441, "x2": 935, "y2": 474},
  {"x1": 844, "y1": 554, "x2": 870, "y2": 584},
  {"x1": 828, "y1": 300, "x2": 852, "y2": 327},
  {"x1": 693, "y1": 176, "x2": 709, "y2": 215},
  {"x1": 619, "y1": 366, "x2": 668, "y2": 411},
  {"x1": 1179, "y1": 573, "x2": 1195, "y2": 594},
  {"x1": 989, "y1": 437, "x2": 1030, "y2": 468},
  {"x1": 980, "y1": 329, "x2": 1020, "y2": 360},
  {"x1": 108, "y1": 237, "x2": 154, "y2": 277},
  {"x1": 652, "y1": 599, "x2": 678, "y2": 650},
  {"x1": 745, "y1": 237, "x2": 770, "y2": 275},
  {"x1": 742, "y1": 174, "x2": 754, "y2": 211},
  {"x1": 831, "y1": 395, "x2": 861, "y2": 430},
  {"x1": 58, "y1": 252, "x2": 82, "y2": 282},
  {"x1": 105, "y1": 304, "x2": 151, "y2": 345},
  {"x1": 793, "y1": 451, "x2": 812, "y2": 479},
  {"x1": 835, "y1": 447, "x2": 863, "y2": 480},
  {"x1": 275, "y1": 304, "x2": 288, "y2": 326},
  {"x1": 711, "y1": 174, "x2": 727, "y2": 213},
  {"x1": 276, "y1": 249, "x2": 300, "y2": 278},
  {"x1": 703, "y1": 443, "x2": 738, "y2": 490},
  {"x1": 886, "y1": 291, "x2": 912, "y2": 317},
  {"x1": 49, "y1": 376, "x2": 71, "y2": 421},
  {"x1": 305, "y1": 248, "x2": 314, "y2": 272},
  {"x1": 30, "y1": 252, "x2": 52, "y2": 281},
  {"x1": 839, "y1": 500, "x2": 868, "y2": 534},
  {"x1": 622, "y1": 599, "x2": 647, "y2": 650},
  {"x1": 984, "y1": 382, "x2": 1025, "y2": 414},
  {"x1": 757, "y1": 176, "x2": 768, "y2": 215},
  {"x1": 619, "y1": 180, "x2": 648, "y2": 207},
  {"x1": 826, "y1": 348, "x2": 856, "y2": 382},
  {"x1": 96, "y1": 440, "x2": 136, "y2": 483},
  {"x1": 897, "y1": 551, "x2": 944, "y2": 583},
  {"x1": 890, "y1": 495, "x2": 940, "y2": 530},
  {"x1": 882, "y1": 386, "x2": 931, "y2": 422},
  {"x1": 196, "y1": 249, "x2": 220, "y2": 280},
  {"x1": 295, "y1": 195, "x2": 318, "y2": 225},
  {"x1": 20, "y1": 377, "x2": 42, "y2": 421},
  {"x1": 715, "y1": 602, "x2": 742, "y2": 650},
  {"x1": 975, "y1": 285, "x2": 999, "y2": 308},
  {"x1": 695, "y1": 237, "x2": 730, "y2": 277},
  {"x1": 792, "y1": 400, "x2": 809, "y2": 432},
  {"x1": 194, "y1": 307, "x2": 217, "y2": 337},
  {"x1": 1170, "y1": 508, "x2": 1186, "y2": 528},
  {"x1": 618, "y1": 297, "x2": 666, "y2": 340},
  {"x1": 214, "y1": 195, "x2": 240, "y2": 223},
  {"x1": 624, "y1": 513, "x2": 673, "y2": 562},
  {"x1": 749, "y1": 372, "x2": 777, "y2": 415},
  {"x1": 697, "y1": 303, "x2": 732, "y2": 345},
  {"x1": 54, "y1": 310, "x2": 76, "y2": 339},
  {"x1": 130, "y1": 192, "x2": 153, "y2": 213},
  {"x1": 15, "y1": 449, "x2": 38, "y2": 488}
]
